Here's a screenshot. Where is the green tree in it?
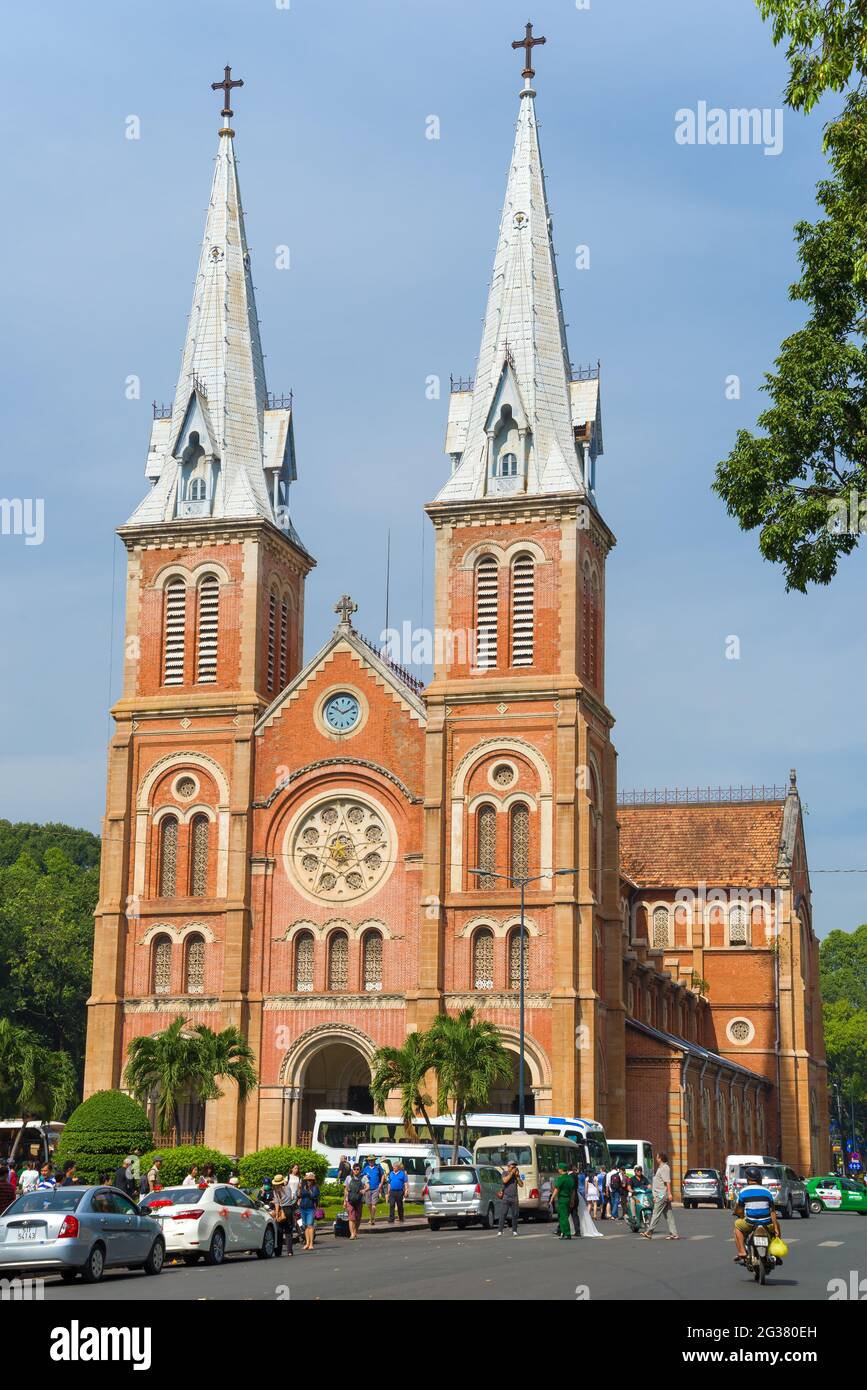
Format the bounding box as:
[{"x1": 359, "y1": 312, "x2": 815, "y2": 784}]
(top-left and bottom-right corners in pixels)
[
  {"x1": 55, "y1": 1090, "x2": 152, "y2": 1185},
  {"x1": 426, "y1": 1008, "x2": 512, "y2": 1163},
  {"x1": 819, "y1": 922, "x2": 867, "y2": 1008},
  {"x1": 370, "y1": 1032, "x2": 438, "y2": 1145},
  {"x1": 192, "y1": 1025, "x2": 258, "y2": 1108},
  {"x1": 714, "y1": 2, "x2": 867, "y2": 590},
  {"x1": 123, "y1": 1019, "x2": 258, "y2": 1139},
  {"x1": 0, "y1": 1019, "x2": 79, "y2": 1159},
  {"x1": 819, "y1": 922, "x2": 867, "y2": 1141}
]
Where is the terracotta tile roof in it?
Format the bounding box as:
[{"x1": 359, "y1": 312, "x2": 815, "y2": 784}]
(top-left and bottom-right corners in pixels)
[{"x1": 618, "y1": 802, "x2": 783, "y2": 888}]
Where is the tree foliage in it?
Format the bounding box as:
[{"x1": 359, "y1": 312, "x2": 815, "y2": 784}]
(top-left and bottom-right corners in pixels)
[
  {"x1": 819, "y1": 922, "x2": 867, "y2": 1135},
  {"x1": 237, "y1": 1146, "x2": 328, "y2": 1190},
  {"x1": 55, "y1": 1089, "x2": 153, "y2": 1184},
  {"x1": 123, "y1": 1018, "x2": 258, "y2": 1138},
  {"x1": 426, "y1": 1007, "x2": 513, "y2": 1163}
]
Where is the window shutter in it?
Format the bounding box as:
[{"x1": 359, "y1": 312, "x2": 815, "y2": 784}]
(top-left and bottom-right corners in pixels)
[
  {"x1": 196, "y1": 576, "x2": 219, "y2": 683},
  {"x1": 510, "y1": 553, "x2": 534, "y2": 666},
  {"x1": 163, "y1": 580, "x2": 186, "y2": 685},
  {"x1": 475, "y1": 557, "x2": 498, "y2": 668}
]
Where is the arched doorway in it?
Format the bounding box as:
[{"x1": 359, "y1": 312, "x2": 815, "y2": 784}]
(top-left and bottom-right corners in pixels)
[
  {"x1": 474, "y1": 1049, "x2": 535, "y2": 1116},
  {"x1": 281, "y1": 1025, "x2": 376, "y2": 1145}
]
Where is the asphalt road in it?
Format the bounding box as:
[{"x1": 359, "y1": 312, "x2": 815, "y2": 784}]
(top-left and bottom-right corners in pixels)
[{"x1": 37, "y1": 1205, "x2": 867, "y2": 1302}]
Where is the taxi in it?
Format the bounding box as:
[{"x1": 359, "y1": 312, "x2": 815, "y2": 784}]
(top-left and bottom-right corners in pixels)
[{"x1": 805, "y1": 1174, "x2": 867, "y2": 1215}]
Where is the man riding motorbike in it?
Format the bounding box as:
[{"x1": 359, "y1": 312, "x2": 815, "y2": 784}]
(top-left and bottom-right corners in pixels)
[
  {"x1": 733, "y1": 1164, "x2": 781, "y2": 1264},
  {"x1": 627, "y1": 1165, "x2": 650, "y2": 1227}
]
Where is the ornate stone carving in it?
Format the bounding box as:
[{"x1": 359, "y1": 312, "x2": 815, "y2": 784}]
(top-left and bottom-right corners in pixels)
[
  {"x1": 264, "y1": 994, "x2": 405, "y2": 1011},
  {"x1": 289, "y1": 796, "x2": 392, "y2": 903}
]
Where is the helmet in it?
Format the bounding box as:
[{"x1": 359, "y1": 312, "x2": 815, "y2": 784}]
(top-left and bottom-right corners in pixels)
[
  {"x1": 768, "y1": 1237, "x2": 788, "y2": 1259},
  {"x1": 744, "y1": 1165, "x2": 762, "y2": 1185}
]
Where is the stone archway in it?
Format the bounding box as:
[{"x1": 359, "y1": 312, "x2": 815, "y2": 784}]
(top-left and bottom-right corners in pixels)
[
  {"x1": 471, "y1": 1027, "x2": 553, "y2": 1116},
  {"x1": 280, "y1": 1024, "x2": 376, "y2": 1145}
]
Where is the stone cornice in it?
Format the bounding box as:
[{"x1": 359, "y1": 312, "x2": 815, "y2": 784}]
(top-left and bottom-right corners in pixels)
[
  {"x1": 444, "y1": 991, "x2": 551, "y2": 1010},
  {"x1": 123, "y1": 996, "x2": 221, "y2": 1014},
  {"x1": 424, "y1": 492, "x2": 616, "y2": 552},
  {"x1": 263, "y1": 993, "x2": 406, "y2": 1011},
  {"x1": 254, "y1": 757, "x2": 422, "y2": 809},
  {"x1": 118, "y1": 515, "x2": 315, "y2": 570}
]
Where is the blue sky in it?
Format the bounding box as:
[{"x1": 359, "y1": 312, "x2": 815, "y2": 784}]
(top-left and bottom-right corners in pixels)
[{"x1": 1, "y1": 0, "x2": 864, "y2": 937}]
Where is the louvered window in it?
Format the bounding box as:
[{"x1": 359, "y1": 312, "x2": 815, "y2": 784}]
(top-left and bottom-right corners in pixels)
[
  {"x1": 152, "y1": 937, "x2": 172, "y2": 995},
  {"x1": 294, "y1": 932, "x2": 314, "y2": 993},
  {"x1": 510, "y1": 803, "x2": 529, "y2": 878},
  {"x1": 267, "y1": 591, "x2": 277, "y2": 692},
  {"x1": 473, "y1": 929, "x2": 494, "y2": 991},
  {"x1": 510, "y1": 553, "x2": 534, "y2": 666},
  {"x1": 476, "y1": 804, "x2": 497, "y2": 889},
  {"x1": 328, "y1": 931, "x2": 349, "y2": 992},
  {"x1": 190, "y1": 815, "x2": 209, "y2": 897},
  {"x1": 508, "y1": 929, "x2": 527, "y2": 990},
  {"x1": 279, "y1": 599, "x2": 289, "y2": 689},
  {"x1": 362, "y1": 931, "x2": 383, "y2": 992},
  {"x1": 652, "y1": 905, "x2": 671, "y2": 949},
  {"x1": 196, "y1": 575, "x2": 219, "y2": 683},
  {"x1": 475, "y1": 556, "x2": 498, "y2": 668},
  {"x1": 163, "y1": 579, "x2": 186, "y2": 685},
  {"x1": 159, "y1": 817, "x2": 178, "y2": 897},
  {"x1": 729, "y1": 904, "x2": 748, "y2": 946},
  {"x1": 185, "y1": 935, "x2": 205, "y2": 994}
]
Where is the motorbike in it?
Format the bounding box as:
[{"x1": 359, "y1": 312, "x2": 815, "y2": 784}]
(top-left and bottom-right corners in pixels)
[
  {"x1": 743, "y1": 1224, "x2": 782, "y2": 1284},
  {"x1": 626, "y1": 1187, "x2": 653, "y2": 1233}
]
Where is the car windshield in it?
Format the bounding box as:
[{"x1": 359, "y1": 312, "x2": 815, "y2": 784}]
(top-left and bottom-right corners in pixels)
[
  {"x1": 476, "y1": 1146, "x2": 532, "y2": 1166},
  {"x1": 4, "y1": 1189, "x2": 84, "y2": 1216},
  {"x1": 685, "y1": 1170, "x2": 719, "y2": 1179},
  {"x1": 736, "y1": 1166, "x2": 779, "y2": 1183},
  {"x1": 430, "y1": 1169, "x2": 478, "y2": 1185},
  {"x1": 141, "y1": 1188, "x2": 203, "y2": 1207}
]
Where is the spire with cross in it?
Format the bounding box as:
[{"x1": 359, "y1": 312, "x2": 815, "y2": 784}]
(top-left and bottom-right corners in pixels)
[
  {"x1": 211, "y1": 64, "x2": 244, "y2": 132},
  {"x1": 512, "y1": 21, "x2": 546, "y2": 84},
  {"x1": 334, "y1": 594, "x2": 358, "y2": 629}
]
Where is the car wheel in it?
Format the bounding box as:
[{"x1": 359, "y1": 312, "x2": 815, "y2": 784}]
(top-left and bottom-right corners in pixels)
[
  {"x1": 143, "y1": 1238, "x2": 165, "y2": 1276},
  {"x1": 428, "y1": 1219, "x2": 441, "y2": 1231},
  {"x1": 809, "y1": 1199, "x2": 823, "y2": 1214},
  {"x1": 799, "y1": 1201, "x2": 810, "y2": 1219},
  {"x1": 784, "y1": 1197, "x2": 793, "y2": 1219},
  {"x1": 59, "y1": 1269, "x2": 78, "y2": 1283},
  {"x1": 204, "y1": 1228, "x2": 225, "y2": 1266},
  {"x1": 80, "y1": 1244, "x2": 105, "y2": 1284},
  {"x1": 485, "y1": 1205, "x2": 496, "y2": 1230},
  {"x1": 256, "y1": 1224, "x2": 276, "y2": 1259}
]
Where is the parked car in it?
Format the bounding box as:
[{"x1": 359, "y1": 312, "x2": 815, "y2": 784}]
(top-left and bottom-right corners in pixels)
[
  {"x1": 0, "y1": 1185, "x2": 165, "y2": 1284},
  {"x1": 682, "y1": 1168, "x2": 725, "y2": 1208},
  {"x1": 729, "y1": 1163, "x2": 809, "y2": 1218},
  {"x1": 423, "y1": 1165, "x2": 505, "y2": 1230},
  {"x1": 805, "y1": 1174, "x2": 867, "y2": 1216},
  {"x1": 139, "y1": 1183, "x2": 277, "y2": 1264}
]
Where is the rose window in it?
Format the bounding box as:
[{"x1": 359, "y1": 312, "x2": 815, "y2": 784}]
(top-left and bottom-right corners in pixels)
[{"x1": 290, "y1": 798, "x2": 392, "y2": 901}]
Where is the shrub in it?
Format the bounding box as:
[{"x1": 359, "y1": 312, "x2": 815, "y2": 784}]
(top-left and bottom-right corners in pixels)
[
  {"x1": 55, "y1": 1090, "x2": 152, "y2": 1184},
  {"x1": 238, "y1": 1146, "x2": 327, "y2": 1190},
  {"x1": 139, "y1": 1145, "x2": 233, "y2": 1187}
]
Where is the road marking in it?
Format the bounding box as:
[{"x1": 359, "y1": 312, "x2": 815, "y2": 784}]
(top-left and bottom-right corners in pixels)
[
  {"x1": 689, "y1": 1234, "x2": 713, "y2": 1240},
  {"x1": 819, "y1": 1240, "x2": 845, "y2": 1247}
]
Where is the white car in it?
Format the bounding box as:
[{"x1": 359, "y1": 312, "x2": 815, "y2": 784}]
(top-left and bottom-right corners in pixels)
[{"x1": 139, "y1": 1184, "x2": 277, "y2": 1265}]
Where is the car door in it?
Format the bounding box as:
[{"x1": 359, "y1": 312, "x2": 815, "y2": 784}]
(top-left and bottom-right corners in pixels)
[
  {"x1": 818, "y1": 1178, "x2": 843, "y2": 1210},
  {"x1": 231, "y1": 1188, "x2": 265, "y2": 1251},
  {"x1": 213, "y1": 1187, "x2": 240, "y2": 1251},
  {"x1": 91, "y1": 1190, "x2": 137, "y2": 1264}
]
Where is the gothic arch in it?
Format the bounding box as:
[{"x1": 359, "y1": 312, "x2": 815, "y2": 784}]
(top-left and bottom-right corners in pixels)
[
  {"x1": 139, "y1": 921, "x2": 217, "y2": 946},
  {"x1": 278, "y1": 1022, "x2": 377, "y2": 1087},
  {"x1": 488, "y1": 1025, "x2": 552, "y2": 1096},
  {"x1": 152, "y1": 558, "x2": 232, "y2": 589},
  {"x1": 133, "y1": 751, "x2": 230, "y2": 899},
  {"x1": 450, "y1": 738, "x2": 553, "y2": 891}
]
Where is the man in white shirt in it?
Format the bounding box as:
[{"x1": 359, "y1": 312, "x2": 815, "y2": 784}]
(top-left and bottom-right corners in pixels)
[{"x1": 19, "y1": 1160, "x2": 40, "y2": 1194}]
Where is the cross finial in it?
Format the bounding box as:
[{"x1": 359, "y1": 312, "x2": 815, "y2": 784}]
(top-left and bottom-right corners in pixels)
[
  {"x1": 334, "y1": 594, "x2": 358, "y2": 628},
  {"x1": 512, "y1": 21, "x2": 546, "y2": 82},
  {"x1": 211, "y1": 64, "x2": 244, "y2": 124}
]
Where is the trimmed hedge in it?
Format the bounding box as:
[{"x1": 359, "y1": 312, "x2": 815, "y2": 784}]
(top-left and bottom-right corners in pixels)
[
  {"x1": 55, "y1": 1091, "x2": 153, "y2": 1184},
  {"x1": 139, "y1": 1145, "x2": 233, "y2": 1187},
  {"x1": 238, "y1": 1146, "x2": 327, "y2": 1190}
]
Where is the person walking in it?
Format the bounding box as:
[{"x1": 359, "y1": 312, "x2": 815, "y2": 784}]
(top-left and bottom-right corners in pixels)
[
  {"x1": 585, "y1": 1172, "x2": 599, "y2": 1220},
  {"x1": 298, "y1": 1171, "x2": 320, "y2": 1251},
  {"x1": 568, "y1": 1161, "x2": 584, "y2": 1238},
  {"x1": 271, "y1": 1174, "x2": 294, "y2": 1256},
  {"x1": 18, "y1": 1159, "x2": 39, "y2": 1195},
  {"x1": 0, "y1": 1165, "x2": 16, "y2": 1215},
  {"x1": 146, "y1": 1157, "x2": 163, "y2": 1192},
  {"x1": 595, "y1": 1166, "x2": 608, "y2": 1219},
  {"x1": 343, "y1": 1162, "x2": 366, "y2": 1239},
  {"x1": 550, "y1": 1163, "x2": 576, "y2": 1239},
  {"x1": 642, "y1": 1151, "x2": 680, "y2": 1240},
  {"x1": 386, "y1": 1159, "x2": 408, "y2": 1224},
  {"x1": 497, "y1": 1160, "x2": 524, "y2": 1235},
  {"x1": 336, "y1": 1155, "x2": 351, "y2": 1185},
  {"x1": 362, "y1": 1154, "x2": 384, "y2": 1227},
  {"x1": 125, "y1": 1148, "x2": 142, "y2": 1196}
]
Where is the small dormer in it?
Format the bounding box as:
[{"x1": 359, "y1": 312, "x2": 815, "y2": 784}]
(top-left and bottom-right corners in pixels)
[
  {"x1": 173, "y1": 387, "x2": 220, "y2": 519},
  {"x1": 485, "y1": 358, "x2": 530, "y2": 495}
]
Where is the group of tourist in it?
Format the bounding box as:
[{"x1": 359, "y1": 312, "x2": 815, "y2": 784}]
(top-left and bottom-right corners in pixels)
[{"x1": 335, "y1": 1154, "x2": 409, "y2": 1236}]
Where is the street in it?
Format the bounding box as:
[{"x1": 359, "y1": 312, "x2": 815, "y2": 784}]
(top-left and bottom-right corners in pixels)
[{"x1": 39, "y1": 1206, "x2": 867, "y2": 1302}]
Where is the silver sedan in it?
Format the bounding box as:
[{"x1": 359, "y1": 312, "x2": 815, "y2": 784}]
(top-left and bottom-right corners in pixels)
[{"x1": 0, "y1": 1185, "x2": 165, "y2": 1284}]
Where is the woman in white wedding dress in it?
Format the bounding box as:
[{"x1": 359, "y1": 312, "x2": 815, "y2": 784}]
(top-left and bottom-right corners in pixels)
[{"x1": 575, "y1": 1182, "x2": 603, "y2": 1236}]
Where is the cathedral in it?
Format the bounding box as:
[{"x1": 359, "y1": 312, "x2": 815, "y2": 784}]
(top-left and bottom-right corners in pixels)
[{"x1": 84, "y1": 40, "x2": 829, "y2": 1189}]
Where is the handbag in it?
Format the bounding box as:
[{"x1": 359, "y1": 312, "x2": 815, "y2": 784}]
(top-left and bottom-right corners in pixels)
[
  {"x1": 314, "y1": 1206, "x2": 325, "y2": 1220},
  {"x1": 273, "y1": 1204, "x2": 286, "y2": 1224}
]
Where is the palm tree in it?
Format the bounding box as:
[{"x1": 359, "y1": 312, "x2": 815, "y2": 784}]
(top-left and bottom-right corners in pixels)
[
  {"x1": 427, "y1": 1008, "x2": 512, "y2": 1162},
  {"x1": 0, "y1": 1018, "x2": 78, "y2": 1160},
  {"x1": 370, "y1": 1033, "x2": 438, "y2": 1145},
  {"x1": 124, "y1": 1019, "x2": 259, "y2": 1139},
  {"x1": 192, "y1": 1025, "x2": 257, "y2": 1107}
]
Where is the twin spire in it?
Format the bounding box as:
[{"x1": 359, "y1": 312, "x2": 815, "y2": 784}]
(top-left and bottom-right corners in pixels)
[{"x1": 130, "y1": 32, "x2": 601, "y2": 532}]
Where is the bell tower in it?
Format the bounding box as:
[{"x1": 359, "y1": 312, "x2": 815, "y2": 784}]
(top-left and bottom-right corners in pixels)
[
  {"x1": 419, "y1": 30, "x2": 625, "y2": 1131},
  {"x1": 84, "y1": 73, "x2": 314, "y2": 1149}
]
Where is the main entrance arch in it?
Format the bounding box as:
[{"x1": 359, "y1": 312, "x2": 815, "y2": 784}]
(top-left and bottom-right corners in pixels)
[
  {"x1": 280, "y1": 1024, "x2": 376, "y2": 1144},
  {"x1": 469, "y1": 1027, "x2": 553, "y2": 1115}
]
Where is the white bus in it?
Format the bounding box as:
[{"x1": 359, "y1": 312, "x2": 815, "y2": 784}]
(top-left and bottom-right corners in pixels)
[{"x1": 312, "y1": 1109, "x2": 610, "y2": 1177}]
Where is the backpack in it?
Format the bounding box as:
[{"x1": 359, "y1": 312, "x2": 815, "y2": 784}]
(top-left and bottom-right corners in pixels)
[{"x1": 347, "y1": 1177, "x2": 365, "y2": 1203}]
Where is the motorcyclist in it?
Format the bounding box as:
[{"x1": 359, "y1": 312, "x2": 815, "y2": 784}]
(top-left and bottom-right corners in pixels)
[
  {"x1": 733, "y1": 1164, "x2": 781, "y2": 1263},
  {"x1": 627, "y1": 1164, "x2": 650, "y2": 1226}
]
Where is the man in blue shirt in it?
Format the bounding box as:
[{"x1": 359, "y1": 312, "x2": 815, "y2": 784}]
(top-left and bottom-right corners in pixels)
[
  {"x1": 362, "y1": 1155, "x2": 385, "y2": 1227},
  {"x1": 386, "y1": 1160, "x2": 408, "y2": 1224},
  {"x1": 733, "y1": 1165, "x2": 781, "y2": 1262}
]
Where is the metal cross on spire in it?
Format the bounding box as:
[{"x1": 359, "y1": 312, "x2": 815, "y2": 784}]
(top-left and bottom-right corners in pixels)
[
  {"x1": 334, "y1": 594, "x2": 358, "y2": 628},
  {"x1": 211, "y1": 64, "x2": 244, "y2": 120},
  {"x1": 511, "y1": 21, "x2": 546, "y2": 81}
]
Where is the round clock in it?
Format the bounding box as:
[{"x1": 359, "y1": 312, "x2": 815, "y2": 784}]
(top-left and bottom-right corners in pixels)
[{"x1": 323, "y1": 691, "x2": 360, "y2": 732}]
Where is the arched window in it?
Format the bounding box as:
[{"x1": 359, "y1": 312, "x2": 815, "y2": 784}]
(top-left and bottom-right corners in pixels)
[
  {"x1": 328, "y1": 931, "x2": 349, "y2": 992},
  {"x1": 267, "y1": 590, "x2": 277, "y2": 693},
  {"x1": 475, "y1": 555, "x2": 498, "y2": 668},
  {"x1": 476, "y1": 803, "x2": 497, "y2": 889},
  {"x1": 510, "y1": 553, "x2": 534, "y2": 666},
  {"x1": 652, "y1": 905, "x2": 671, "y2": 949},
  {"x1": 362, "y1": 931, "x2": 383, "y2": 993},
  {"x1": 729, "y1": 904, "x2": 748, "y2": 946},
  {"x1": 158, "y1": 816, "x2": 178, "y2": 897},
  {"x1": 473, "y1": 928, "x2": 494, "y2": 991},
  {"x1": 184, "y1": 934, "x2": 205, "y2": 995},
  {"x1": 189, "y1": 477, "x2": 206, "y2": 501},
  {"x1": 510, "y1": 803, "x2": 529, "y2": 878},
  {"x1": 163, "y1": 578, "x2": 186, "y2": 685},
  {"x1": 294, "y1": 932, "x2": 314, "y2": 993},
  {"x1": 152, "y1": 935, "x2": 172, "y2": 995},
  {"x1": 508, "y1": 928, "x2": 528, "y2": 990},
  {"x1": 189, "y1": 815, "x2": 210, "y2": 897},
  {"x1": 196, "y1": 575, "x2": 219, "y2": 683},
  {"x1": 500, "y1": 451, "x2": 518, "y2": 477}
]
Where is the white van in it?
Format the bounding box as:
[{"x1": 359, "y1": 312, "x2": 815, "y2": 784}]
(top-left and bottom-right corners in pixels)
[
  {"x1": 349, "y1": 1144, "x2": 472, "y2": 1202},
  {"x1": 473, "y1": 1132, "x2": 582, "y2": 1218},
  {"x1": 724, "y1": 1154, "x2": 778, "y2": 1205},
  {"x1": 608, "y1": 1139, "x2": 654, "y2": 1176}
]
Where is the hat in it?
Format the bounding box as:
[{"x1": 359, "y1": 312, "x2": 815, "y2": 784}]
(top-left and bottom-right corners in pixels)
[
  {"x1": 304, "y1": 1171, "x2": 316, "y2": 1180},
  {"x1": 272, "y1": 1174, "x2": 287, "y2": 1186}
]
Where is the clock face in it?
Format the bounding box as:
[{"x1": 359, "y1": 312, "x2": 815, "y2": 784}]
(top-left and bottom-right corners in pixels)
[{"x1": 323, "y1": 692, "x2": 360, "y2": 732}]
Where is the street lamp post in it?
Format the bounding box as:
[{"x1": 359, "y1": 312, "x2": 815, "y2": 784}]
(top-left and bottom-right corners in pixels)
[{"x1": 468, "y1": 865, "x2": 577, "y2": 1131}]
